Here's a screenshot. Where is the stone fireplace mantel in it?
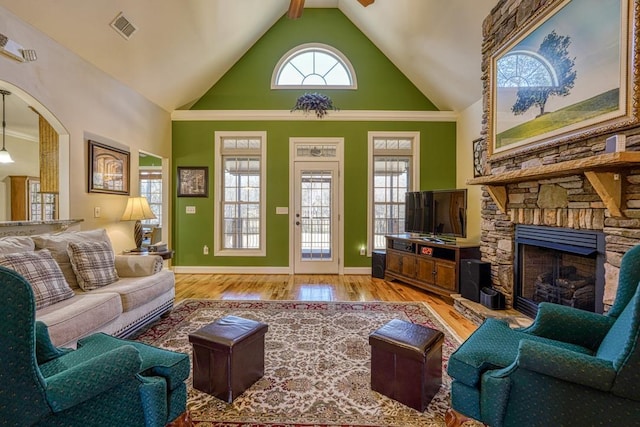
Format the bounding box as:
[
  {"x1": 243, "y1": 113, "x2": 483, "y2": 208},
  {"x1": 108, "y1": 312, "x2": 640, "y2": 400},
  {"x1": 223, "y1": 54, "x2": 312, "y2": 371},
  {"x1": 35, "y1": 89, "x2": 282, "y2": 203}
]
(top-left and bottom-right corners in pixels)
[
  {"x1": 467, "y1": 151, "x2": 640, "y2": 216},
  {"x1": 464, "y1": 0, "x2": 640, "y2": 321}
]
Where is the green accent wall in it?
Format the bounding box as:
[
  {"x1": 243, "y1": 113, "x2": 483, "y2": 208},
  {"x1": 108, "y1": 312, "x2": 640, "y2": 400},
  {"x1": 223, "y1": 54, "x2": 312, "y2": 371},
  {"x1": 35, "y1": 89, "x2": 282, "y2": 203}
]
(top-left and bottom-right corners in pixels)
[
  {"x1": 172, "y1": 9, "x2": 457, "y2": 269},
  {"x1": 139, "y1": 154, "x2": 161, "y2": 167},
  {"x1": 190, "y1": 9, "x2": 436, "y2": 111}
]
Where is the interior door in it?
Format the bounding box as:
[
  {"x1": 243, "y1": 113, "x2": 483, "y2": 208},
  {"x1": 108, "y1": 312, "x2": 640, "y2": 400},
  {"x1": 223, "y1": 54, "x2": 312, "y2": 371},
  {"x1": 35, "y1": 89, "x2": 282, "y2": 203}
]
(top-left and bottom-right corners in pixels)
[{"x1": 294, "y1": 161, "x2": 339, "y2": 274}]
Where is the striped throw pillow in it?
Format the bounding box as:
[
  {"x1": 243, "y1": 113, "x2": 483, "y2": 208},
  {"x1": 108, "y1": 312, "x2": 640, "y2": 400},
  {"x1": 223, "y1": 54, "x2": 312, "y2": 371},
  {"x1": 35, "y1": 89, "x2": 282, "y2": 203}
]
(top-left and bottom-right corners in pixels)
[
  {"x1": 0, "y1": 249, "x2": 74, "y2": 309},
  {"x1": 67, "y1": 241, "x2": 119, "y2": 290}
]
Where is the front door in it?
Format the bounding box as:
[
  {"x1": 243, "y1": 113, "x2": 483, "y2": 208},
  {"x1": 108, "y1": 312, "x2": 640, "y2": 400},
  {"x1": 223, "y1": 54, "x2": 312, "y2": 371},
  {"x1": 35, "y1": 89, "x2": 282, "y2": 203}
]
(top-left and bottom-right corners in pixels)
[{"x1": 294, "y1": 161, "x2": 339, "y2": 274}]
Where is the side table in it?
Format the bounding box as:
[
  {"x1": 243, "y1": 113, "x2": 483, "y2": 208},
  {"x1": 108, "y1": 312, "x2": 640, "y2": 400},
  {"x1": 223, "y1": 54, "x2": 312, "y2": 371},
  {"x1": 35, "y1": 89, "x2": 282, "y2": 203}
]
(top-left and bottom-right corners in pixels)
[{"x1": 123, "y1": 249, "x2": 174, "y2": 260}]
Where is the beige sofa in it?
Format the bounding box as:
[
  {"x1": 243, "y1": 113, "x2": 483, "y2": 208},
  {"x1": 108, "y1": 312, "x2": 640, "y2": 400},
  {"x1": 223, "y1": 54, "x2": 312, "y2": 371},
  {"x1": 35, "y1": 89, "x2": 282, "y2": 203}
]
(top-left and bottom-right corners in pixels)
[{"x1": 0, "y1": 229, "x2": 174, "y2": 347}]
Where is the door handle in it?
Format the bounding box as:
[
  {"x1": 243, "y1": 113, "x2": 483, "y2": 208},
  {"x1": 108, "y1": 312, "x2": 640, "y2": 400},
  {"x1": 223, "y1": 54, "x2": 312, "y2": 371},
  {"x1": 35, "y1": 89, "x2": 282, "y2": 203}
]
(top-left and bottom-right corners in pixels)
[{"x1": 296, "y1": 221, "x2": 300, "y2": 226}]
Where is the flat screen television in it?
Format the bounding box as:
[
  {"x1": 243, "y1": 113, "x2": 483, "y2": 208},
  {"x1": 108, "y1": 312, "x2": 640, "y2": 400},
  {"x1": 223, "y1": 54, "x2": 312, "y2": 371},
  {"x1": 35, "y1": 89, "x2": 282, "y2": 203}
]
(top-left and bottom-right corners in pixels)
[
  {"x1": 404, "y1": 191, "x2": 431, "y2": 234},
  {"x1": 431, "y1": 189, "x2": 467, "y2": 238},
  {"x1": 403, "y1": 189, "x2": 467, "y2": 238}
]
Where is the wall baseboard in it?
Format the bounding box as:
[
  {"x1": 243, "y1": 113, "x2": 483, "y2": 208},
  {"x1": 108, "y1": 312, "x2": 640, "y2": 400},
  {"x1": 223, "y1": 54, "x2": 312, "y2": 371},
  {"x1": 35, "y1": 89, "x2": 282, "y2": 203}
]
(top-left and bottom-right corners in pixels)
[
  {"x1": 342, "y1": 267, "x2": 373, "y2": 275},
  {"x1": 172, "y1": 266, "x2": 374, "y2": 275},
  {"x1": 173, "y1": 266, "x2": 291, "y2": 274}
]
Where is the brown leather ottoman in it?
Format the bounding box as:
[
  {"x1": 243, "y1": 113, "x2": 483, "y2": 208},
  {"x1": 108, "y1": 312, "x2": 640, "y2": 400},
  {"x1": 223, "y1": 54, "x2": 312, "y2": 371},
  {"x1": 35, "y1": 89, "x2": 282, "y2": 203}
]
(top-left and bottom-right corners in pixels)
[
  {"x1": 188, "y1": 315, "x2": 268, "y2": 403},
  {"x1": 369, "y1": 318, "x2": 444, "y2": 411}
]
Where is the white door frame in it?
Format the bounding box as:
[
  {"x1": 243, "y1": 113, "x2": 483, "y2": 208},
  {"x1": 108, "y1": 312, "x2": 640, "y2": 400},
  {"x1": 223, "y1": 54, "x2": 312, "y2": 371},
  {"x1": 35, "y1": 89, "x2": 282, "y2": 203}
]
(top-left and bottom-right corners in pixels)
[{"x1": 289, "y1": 137, "x2": 344, "y2": 275}]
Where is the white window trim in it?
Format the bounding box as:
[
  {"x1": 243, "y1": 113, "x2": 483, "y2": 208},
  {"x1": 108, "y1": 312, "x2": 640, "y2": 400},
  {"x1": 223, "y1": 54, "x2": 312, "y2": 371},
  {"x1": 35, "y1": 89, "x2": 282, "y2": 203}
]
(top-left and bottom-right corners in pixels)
[
  {"x1": 271, "y1": 43, "x2": 357, "y2": 90},
  {"x1": 214, "y1": 131, "x2": 267, "y2": 257},
  {"x1": 367, "y1": 131, "x2": 420, "y2": 255}
]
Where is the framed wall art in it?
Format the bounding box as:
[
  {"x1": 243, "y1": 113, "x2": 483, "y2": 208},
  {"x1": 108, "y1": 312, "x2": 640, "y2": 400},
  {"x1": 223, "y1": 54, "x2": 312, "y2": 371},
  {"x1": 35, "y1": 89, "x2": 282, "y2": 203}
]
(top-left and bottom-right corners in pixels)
[
  {"x1": 489, "y1": 0, "x2": 638, "y2": 158},
  {"x1": 88, "y1": 140, "x2": 130, "y2": 195},
  {"x1": 177, "y1": 167, "x2": 208, "y2": 197},
  {"x1": 473, "y1": 138, "x2": 484, "y2": 177}
]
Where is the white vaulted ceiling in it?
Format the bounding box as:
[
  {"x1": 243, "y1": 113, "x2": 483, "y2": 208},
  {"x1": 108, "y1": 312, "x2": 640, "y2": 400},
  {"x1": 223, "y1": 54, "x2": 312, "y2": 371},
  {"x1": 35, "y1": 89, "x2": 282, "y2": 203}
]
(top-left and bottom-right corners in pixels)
[{"x1": 0, "y1": 0, "x2": 497, "y2": 112}]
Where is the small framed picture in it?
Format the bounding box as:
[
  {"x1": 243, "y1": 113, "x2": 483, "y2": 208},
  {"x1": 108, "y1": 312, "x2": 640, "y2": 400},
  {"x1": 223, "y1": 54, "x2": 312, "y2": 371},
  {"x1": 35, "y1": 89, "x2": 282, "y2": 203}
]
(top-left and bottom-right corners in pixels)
[
  {"x1": 88, "y1": 140, "x2": 130, "y2": 195},
  {"x1": 177, "y1": 167, "x2": 208, "y2": 197},
  {"x1": 472, "y1": 138, "x2": 484, "y2": 178}
]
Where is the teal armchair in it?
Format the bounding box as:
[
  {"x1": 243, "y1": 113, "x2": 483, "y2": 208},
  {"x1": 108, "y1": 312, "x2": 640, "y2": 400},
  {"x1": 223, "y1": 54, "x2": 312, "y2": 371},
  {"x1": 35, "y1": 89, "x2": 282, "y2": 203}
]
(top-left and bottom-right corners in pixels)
[
  {"x1": 447, "y1": 245, "x2": 640, "y2": 427},
  {"x1": 0, "y1": 266, "x2": 190, "y2": 426}
]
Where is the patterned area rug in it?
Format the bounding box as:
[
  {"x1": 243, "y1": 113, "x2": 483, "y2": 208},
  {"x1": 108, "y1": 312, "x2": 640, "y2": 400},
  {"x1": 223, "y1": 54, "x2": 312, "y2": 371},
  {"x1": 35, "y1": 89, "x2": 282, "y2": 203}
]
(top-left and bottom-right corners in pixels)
[{"x1": 133, "y1": 300, "x2": 466, "y2": 427}]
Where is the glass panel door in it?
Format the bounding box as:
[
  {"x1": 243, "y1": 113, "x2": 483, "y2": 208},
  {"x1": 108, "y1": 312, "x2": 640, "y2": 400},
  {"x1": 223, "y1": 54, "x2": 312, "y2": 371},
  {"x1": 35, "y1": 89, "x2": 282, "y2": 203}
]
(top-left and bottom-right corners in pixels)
[{"x1": 294, "y1": 162, "x2": 339, "y2": 273}]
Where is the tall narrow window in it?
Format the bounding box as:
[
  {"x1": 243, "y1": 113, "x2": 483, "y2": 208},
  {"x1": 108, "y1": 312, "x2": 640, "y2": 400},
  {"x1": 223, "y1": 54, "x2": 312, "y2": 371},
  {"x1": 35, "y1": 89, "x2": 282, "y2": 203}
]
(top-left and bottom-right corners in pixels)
[
  {"x1": 139, "y1": 168, "x2": 163, "y2": 225},
  {"x1": 368, "y1": 133, "x2": 420, "y2": 251},
  {"x1": 214, "y1": 132, "x2": 267, "y2": 256},
  {"x1": 272, "y1": 43, "x2": 357, "y2": 89}
]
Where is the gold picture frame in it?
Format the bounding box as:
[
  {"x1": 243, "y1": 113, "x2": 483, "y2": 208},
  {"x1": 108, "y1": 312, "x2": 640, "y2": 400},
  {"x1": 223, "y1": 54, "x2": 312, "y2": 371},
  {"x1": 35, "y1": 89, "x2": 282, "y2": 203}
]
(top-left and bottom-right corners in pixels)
[
  {"x1": 88, "y1": 140, "x2": 130, "y2": 195},
  {"x1": 489, "y1": 0, "x2": 638, "y2": 158}
]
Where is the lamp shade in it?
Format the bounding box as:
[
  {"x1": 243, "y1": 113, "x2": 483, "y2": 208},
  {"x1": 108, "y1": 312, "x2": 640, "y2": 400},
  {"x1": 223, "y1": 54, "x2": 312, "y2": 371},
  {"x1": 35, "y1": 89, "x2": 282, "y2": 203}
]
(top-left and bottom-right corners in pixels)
[
  {"x1": 121, "y1": 196, "x2": 156, "y2": 221},
  {"x1": 0, "y1": 148, "x2": 13, "y2": 164}
]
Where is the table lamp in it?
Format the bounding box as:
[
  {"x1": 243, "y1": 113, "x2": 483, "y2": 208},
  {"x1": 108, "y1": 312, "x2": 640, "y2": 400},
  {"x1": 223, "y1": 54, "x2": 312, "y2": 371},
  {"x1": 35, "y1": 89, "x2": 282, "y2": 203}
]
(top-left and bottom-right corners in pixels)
[{"x1": 121, "y1": 196, "x2": 156, "y2": 252}]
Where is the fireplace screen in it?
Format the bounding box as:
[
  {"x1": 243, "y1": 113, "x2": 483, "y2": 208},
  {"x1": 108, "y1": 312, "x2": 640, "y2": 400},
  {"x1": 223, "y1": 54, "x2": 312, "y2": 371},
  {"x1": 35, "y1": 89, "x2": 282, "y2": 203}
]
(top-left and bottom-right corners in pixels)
[
  {"x1": 514, "y1": 225, "x2": 604, "y2": 317},
  {"x1": 519, "y1": 245, "x2": 596, "y2": 312}
]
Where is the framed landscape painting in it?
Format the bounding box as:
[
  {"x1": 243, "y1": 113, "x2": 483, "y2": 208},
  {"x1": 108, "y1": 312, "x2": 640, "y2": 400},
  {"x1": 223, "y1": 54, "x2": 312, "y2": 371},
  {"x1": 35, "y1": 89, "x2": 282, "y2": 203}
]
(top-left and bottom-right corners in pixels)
[{"x1": 489, "y1": 0, "x2": 638, "y2": 157}]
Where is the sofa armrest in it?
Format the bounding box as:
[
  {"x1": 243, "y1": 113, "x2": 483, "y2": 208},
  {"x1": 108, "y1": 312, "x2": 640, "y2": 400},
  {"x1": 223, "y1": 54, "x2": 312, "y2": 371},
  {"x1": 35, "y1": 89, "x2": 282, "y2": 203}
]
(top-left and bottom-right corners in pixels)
[
  {"x1": 518, "y1": 302, "x2": 615, "y2": 351},
  {"x1": 516, "y1": 339, "x2": 616, "y2": 391},
  {"x1": 115, "y1": 255, "x2": 163, "y2": 277},
  {"x1": 45, "y1": 345, "x2": 142, "y2": 412}
]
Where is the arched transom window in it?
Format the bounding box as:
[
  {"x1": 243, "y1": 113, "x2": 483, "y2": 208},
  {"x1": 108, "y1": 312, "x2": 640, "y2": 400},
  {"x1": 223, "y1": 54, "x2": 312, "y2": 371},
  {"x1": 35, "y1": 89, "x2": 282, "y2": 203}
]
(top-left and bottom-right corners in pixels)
[
  {"x1": 272, "y1": 43, "x2": 357, "y2": 89},
  {"x1": 496, "y1": 50, "x2": 558, "y2": 88}
]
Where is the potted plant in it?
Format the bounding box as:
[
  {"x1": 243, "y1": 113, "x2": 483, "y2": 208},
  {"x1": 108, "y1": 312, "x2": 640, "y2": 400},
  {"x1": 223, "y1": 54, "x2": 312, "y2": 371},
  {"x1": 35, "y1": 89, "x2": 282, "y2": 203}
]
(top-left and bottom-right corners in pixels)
[{"x1": 291, "y1": 92, "x2": 338, "y2": 118}]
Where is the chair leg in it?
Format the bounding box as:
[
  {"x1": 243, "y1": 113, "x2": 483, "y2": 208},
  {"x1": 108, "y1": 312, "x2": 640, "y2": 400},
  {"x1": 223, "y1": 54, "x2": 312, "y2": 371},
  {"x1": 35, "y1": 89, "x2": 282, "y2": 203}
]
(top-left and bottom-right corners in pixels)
[
  {"x1": 166, "y1": 411, "x2": 193, "y2": 427},
  {"x1": 445, "y1": 408, "x2": 482, "y2": 427}
]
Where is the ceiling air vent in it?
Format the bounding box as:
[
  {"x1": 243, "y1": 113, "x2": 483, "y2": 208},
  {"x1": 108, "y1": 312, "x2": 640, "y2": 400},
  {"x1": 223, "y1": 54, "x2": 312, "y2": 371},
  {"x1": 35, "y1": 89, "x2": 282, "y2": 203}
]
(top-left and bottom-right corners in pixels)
[{"x1": 110, "y1": 12, "x2": 137, "y2": 40}]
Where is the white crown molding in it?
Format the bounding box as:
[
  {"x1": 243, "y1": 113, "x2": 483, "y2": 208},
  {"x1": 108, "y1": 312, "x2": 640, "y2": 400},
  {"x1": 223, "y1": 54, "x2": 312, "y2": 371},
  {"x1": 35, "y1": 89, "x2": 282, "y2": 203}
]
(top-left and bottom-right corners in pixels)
[
  {"x1": 5, "y1": 128, "x2": 38, "y2": 142},
  {"x1": 171, "y1": 109, "x2": 458, "y2": 122}
]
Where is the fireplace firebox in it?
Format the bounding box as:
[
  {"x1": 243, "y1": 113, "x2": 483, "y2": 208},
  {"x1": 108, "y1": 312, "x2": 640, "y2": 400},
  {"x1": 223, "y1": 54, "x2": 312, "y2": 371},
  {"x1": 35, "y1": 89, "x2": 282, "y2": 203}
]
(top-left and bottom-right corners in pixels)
[{"x1": 514, "y1": 225, "x2": 605, "y2": 318}]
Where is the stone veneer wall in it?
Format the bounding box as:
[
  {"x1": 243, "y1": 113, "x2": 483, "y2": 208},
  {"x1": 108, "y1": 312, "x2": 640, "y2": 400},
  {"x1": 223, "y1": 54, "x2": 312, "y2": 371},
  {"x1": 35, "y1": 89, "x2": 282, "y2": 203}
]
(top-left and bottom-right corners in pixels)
[{"x1": 478, "y1": 0, "x2": 640, "y2": 310}]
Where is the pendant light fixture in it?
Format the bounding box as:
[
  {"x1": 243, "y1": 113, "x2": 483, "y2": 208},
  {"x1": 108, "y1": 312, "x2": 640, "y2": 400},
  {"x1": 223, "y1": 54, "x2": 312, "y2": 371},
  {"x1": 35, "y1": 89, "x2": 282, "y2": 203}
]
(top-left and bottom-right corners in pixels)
[{"x1": 0, "y1": 90, "x2": 14, "y2": 164}]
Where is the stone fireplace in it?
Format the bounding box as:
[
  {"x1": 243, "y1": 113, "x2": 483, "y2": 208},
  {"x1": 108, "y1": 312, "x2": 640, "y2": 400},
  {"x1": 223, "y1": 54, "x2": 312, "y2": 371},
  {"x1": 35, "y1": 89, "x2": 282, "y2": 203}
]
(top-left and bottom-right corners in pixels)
[{"x1": 469, "y1": 0, "x2": 640, "y2": 316}]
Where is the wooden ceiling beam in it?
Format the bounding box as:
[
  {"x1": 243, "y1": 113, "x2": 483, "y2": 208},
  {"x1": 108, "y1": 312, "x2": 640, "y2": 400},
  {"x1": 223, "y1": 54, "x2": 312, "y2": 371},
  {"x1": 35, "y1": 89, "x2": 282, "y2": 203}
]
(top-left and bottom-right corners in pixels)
[{"x1": 287, "y1": 0, "x2": 305, "y2": 19}]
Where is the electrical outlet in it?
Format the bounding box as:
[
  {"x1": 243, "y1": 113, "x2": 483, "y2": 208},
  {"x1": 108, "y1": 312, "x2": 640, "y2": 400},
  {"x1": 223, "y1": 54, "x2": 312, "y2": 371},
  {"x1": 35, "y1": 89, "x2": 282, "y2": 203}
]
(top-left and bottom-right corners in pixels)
[
  {"x1": 203, "y1": 245, "x2": 209, "y2": 255},
  {"x1": 94, "y1": 206, "x2": 101, "y2": 218},
  {"x1": 360, "y1": 247, "x2": 366, "y2": 256},
  {"x1": 186, "y1": 206, "x2": 196, "y2": 214}
]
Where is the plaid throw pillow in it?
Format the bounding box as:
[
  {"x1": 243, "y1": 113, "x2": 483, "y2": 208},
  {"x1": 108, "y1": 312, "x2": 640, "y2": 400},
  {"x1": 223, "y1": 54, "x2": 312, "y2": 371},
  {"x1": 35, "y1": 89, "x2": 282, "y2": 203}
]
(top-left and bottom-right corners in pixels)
[
  {"x1": 0, "y1": 249, "x2": 74, "y2": 309},
  {"x1": 67, "y1": 241, "x2": 119, "y2": 290}
]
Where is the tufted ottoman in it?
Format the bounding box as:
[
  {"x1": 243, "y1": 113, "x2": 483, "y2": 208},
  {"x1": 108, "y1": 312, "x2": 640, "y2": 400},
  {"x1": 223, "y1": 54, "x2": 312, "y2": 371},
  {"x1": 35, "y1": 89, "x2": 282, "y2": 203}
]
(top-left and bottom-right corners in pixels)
[
  {"x1": 369, "y1": 318, "x2": 444, "y2": 411},
  {"x1": 188, "y1": 315, "x2": 268, "y2": 403}
]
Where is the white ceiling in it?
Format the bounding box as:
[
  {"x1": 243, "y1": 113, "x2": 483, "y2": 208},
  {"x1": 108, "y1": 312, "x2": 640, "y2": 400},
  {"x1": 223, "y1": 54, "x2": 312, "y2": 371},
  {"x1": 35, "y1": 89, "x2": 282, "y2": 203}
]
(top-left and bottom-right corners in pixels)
[{"x1": 0, "y1": 0, "x2": 497, "y2": 114}]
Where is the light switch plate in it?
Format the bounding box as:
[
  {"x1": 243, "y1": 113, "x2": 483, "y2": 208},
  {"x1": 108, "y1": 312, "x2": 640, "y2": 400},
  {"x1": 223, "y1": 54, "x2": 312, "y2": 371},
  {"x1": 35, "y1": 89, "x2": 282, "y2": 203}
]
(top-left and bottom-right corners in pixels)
[
  {"x1": 186, "y1": 206, "x2": 196, "y2": 214},
  {"x1": 276, "y1": 207, "x2": 289, "y2": 215}
]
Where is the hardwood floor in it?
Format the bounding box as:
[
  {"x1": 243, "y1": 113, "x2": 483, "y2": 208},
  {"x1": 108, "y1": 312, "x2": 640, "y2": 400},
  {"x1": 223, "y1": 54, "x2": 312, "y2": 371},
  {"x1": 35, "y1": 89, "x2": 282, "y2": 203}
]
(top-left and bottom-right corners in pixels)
[{"x1": 174, "y1": 273, "x2": 478, "y2": 340}]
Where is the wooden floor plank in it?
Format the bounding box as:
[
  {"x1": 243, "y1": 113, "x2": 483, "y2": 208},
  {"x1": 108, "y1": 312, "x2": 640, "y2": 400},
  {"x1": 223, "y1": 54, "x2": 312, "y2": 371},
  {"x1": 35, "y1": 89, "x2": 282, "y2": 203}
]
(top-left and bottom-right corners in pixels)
[{"x1": 175, "y1": 274, "x2": 478, "y2": 340}]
